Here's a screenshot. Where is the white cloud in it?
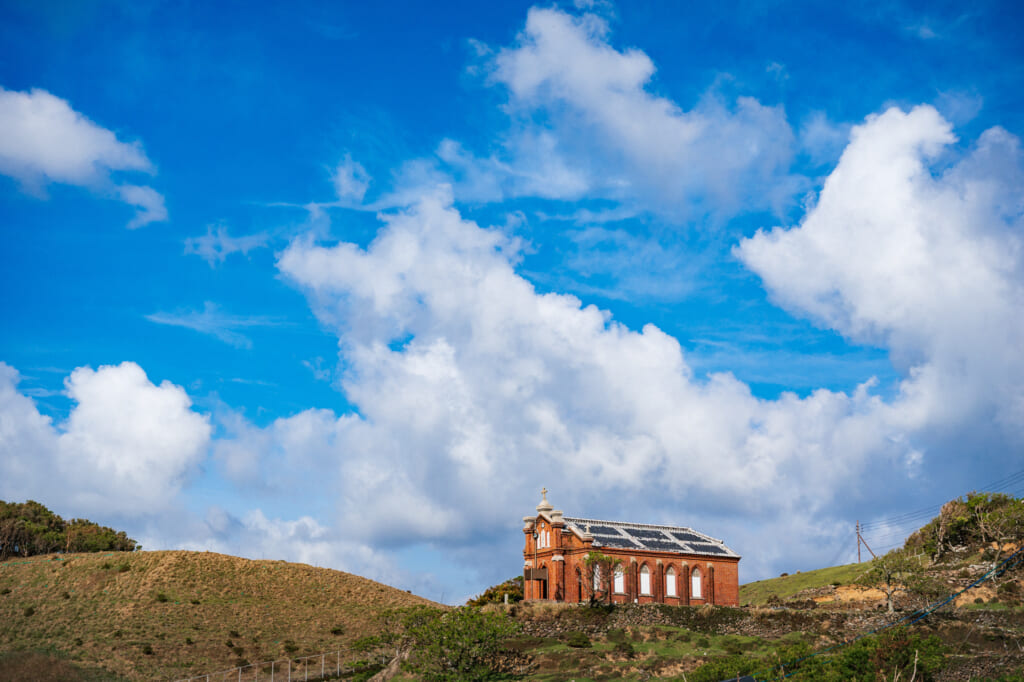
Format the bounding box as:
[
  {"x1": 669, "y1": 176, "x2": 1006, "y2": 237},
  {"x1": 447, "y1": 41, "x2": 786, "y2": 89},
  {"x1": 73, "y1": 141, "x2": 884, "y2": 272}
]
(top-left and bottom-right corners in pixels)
[
  {"x1": 272, "y1": 190, "x2": 937, "y2": 584},
  {"x1": 117, "y1": 183, "x2": 168, "y2": 228},
  {"x1": 184, "y1": 224, "x2": 271, "y2": 265},
  {"x1": 737, "y1": 105, "x2": 1024, "y2": 434},
  {"x1": 0, "y1": 86, "x2": 167, "y2": 227},
  {"x1": 332, "y1": 154, "x2": 371, "y2": 203},
  {"x1": 145, "y1": 301, "x2": 282, "y2": 348},
  {"x1": 0, "y1": 362, "x2": 211, "y2": 516},
  {"x1": 472, "y1": 7, "x2": 801, "y2": 218}
]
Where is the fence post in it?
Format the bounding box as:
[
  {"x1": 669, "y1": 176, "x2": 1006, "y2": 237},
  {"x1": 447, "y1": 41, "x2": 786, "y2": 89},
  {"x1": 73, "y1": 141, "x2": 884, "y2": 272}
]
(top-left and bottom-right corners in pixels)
[
  {"x1": 287, "y1": 659, "x2": 291, "y2": 682},
  {"x1": 320, "y1": 653, "x2": 324, "y2": 678},
  {"x1": 271, "y1": 660, "x2": 275, "y2": 682},
  {"x1": 336, "y1": 651, "x2": 340, "y2": 676}
]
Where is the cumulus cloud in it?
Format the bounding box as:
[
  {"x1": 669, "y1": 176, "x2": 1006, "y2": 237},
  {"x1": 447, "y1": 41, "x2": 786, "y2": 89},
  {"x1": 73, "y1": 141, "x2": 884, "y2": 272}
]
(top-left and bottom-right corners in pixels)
[
  {"x1": 271, "y1": 188, "x2": 944, "y2": 582},
  {"x1": 0, "y1": 362, "x2": 211, "y2": 515},
  {"x1": 0, "y1": 86, "x2": 167, "y2": 227},
  {"x1": 737, "y1": 105, "x2": 1024, "y2": 435}
]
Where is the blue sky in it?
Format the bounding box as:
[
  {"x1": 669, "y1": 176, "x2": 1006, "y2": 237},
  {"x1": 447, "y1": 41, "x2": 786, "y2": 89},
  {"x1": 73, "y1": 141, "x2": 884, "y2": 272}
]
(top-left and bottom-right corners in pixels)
[{"x1": 2, "y1": 0, "x2": 1024, "y2": 602}]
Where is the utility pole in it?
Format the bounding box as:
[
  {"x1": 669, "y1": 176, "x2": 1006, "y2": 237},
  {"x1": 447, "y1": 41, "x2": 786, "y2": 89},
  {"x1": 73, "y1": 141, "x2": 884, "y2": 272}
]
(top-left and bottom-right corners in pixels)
[{"x1": 856, "y1": 521, "x2": 877, "y2": 562}]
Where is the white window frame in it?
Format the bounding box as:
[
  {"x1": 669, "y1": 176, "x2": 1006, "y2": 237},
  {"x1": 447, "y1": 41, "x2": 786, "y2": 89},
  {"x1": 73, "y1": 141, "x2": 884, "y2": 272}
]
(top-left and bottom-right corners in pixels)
[
  {"x1": 691, "y1": 567, "x2": 702, "y2": 599},
  {"x1": 613, "y1": 565, "x2": 625, "y2": 594},
  {"x1": 666, "y1": 567, "x2": 677, "y2": 597},
  {"x1": 639, "y1": 565, "x2": 651, "y2": 595}
]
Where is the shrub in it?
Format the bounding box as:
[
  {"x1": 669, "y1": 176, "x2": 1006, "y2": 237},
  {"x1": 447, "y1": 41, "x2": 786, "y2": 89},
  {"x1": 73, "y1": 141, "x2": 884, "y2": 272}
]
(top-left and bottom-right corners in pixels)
[
  {"x1": 155, "y1": 592, "x2": 169, "y2": 603},
  {"x1": 191, "y1": 599, "x2": 201, "y2": 605},
  {"x1": 229, "y1": 629, "x2": 241, "y2": 638},
  {"x1": 117, "y1": 563, "x2": 130, "y2": 573},
  {"x1": 565, "y1": 631, "x2": 591, "y2": 648},
  {"x1": 695, "y1": 636, "x2": 711, "y2": 648},
  {"x1": 330, "y1": 625, "x2": 345, "y2": 636},
  {"x1": 612, "y1": 641, "x2": 635, "y2": 658},
  {"x1": 141, "y1": 644, "x2": 153, "y2": 655},
  {"x1": 1, "y1": 587, "x2": 10, "y2": 595},
  {"x1": 73, "y1": 637, "x2": 83, "y2": 646},
  {"x1": 606, "y1": 628, "x2": 627, "y2": 643},
  {"x1": 113, "y1": 629, "x2": 123, "y2": 638},
  {"x1": 402, "y1": 606, "x2": 520, "y2": 682},
  {"x1": 283, "y1": 640, "x2": 298, "y2": 654},
  {"x1": 466, "y1": 576, "x2": 524, "y2": 606},
  {"x1": 61, "y1": 590, "x2": 70, "y2": 599},
  {"x1": 23, "y1": 606, "x2": 34, "y2": 617},
  {"x1": 185, "y1": 637, "x2": 193, "y2": 645}
]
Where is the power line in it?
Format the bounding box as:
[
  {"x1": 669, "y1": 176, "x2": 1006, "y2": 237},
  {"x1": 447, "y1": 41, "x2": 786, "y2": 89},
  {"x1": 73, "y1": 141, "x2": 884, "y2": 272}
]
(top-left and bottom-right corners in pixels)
[{"x1": 859, "y1": 466, "x2": 1024, "y2": 534}]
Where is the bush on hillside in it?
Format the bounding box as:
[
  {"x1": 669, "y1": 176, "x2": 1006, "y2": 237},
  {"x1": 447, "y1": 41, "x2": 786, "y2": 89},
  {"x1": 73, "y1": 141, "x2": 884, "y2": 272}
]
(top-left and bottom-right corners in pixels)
[
  {"x1": 401, "y1": 606, "x2": 520, "y2": 682},
  {"x1": 906, "y1": 492, "x2": 1024, "y2": 564},
  {"x1": 466, "y1": 576, "x2": 523, "y2": 606}
]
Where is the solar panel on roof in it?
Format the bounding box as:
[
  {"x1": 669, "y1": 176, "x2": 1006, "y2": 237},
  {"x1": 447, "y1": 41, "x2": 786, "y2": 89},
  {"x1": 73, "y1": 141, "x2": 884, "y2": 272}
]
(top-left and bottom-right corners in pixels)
[
  {"x1": 670, "y1": 531, "x2": 706, "y2": 543},
  {"x1": 597, "y1": 537, "x2": 638, "y2": 549},
  {"x1": 586, "y1": 525, "x2": 620, "y2": 535},
  {"x1": 689, "y1": 543, "x2": 729, "y2": 555},
  {"x1": 642, "y1": 539, "x2": 684, "y2": 552},
  {"x1": 628, "y1": 528, "x2": 671, "y2": 539}
]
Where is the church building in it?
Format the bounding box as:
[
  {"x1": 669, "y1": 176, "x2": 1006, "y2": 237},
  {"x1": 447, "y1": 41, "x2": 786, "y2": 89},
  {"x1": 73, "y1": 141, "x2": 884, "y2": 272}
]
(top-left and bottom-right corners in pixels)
[{"x1": 523, "y1": 490, "x2": 741, "y2": 606}]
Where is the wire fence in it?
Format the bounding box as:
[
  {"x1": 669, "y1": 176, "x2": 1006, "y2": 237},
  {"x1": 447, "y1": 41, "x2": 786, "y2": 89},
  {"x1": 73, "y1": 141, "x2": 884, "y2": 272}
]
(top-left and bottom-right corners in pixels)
[{"x1": 172, "y1": 646, "x2": 394, "y2": 682}]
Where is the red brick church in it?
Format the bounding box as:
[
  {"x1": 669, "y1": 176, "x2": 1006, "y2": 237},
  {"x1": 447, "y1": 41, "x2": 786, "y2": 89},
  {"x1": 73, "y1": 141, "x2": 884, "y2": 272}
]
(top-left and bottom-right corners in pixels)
[{"x1": 523, "y1": 489, "x2": 740, "y2": 606}]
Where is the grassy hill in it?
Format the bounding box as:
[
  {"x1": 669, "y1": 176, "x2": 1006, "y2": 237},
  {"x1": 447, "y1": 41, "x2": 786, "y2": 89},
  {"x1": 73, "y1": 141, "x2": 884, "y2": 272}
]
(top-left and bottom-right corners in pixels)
[
  {"x1": 739, "y1": 562, "x2": 869, "y2": 606},
  {"x1": 0, "y1": 550, "x2": 438, "y2": 680}
]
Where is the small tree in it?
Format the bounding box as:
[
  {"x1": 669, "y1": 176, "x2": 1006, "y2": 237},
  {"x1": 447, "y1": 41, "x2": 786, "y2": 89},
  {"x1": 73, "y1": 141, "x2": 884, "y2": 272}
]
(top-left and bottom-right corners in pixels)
[
  {"x1": 860, "y1": 549, "x2": 927, "y2": 614},
  {"x1": 583, "y1": 551, "x2": 622, "y2": 605},
  {"x1": 971, "y1": 494, "x2": 1024, "y2": 572},
  {"x1": 401, "y1": 606, "x2": 520, "y2": 682}
]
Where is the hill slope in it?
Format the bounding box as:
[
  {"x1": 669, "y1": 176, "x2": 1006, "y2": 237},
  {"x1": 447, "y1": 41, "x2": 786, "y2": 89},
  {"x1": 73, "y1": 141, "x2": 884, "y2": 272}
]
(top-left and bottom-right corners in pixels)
[
  {"x1": 740, "y1": 562, "x2": 870, "y2": 606},
  {"x1": 0, "y1": 550, "x2": 438, "y2": 680}
]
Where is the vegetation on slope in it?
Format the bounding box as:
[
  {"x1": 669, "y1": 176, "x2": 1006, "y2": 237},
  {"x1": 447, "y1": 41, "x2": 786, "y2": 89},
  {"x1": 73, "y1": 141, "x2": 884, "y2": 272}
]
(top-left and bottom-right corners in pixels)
[
  {"x1": 0, "y1": 500, "x2": 137, "y2": 560},
  {"x1": 0, "y1": 549, "x2": 438, "y2": 680},
  {"x1": 467, "y1": 576, "x2": 524, "y2": 606},
  {"x1": 740, "y1": 562, "x2": 868, "y2": 606}
]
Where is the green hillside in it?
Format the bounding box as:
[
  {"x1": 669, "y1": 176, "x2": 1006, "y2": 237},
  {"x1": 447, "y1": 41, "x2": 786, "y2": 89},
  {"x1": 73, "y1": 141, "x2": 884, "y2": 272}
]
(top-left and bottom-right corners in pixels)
[
  {"x1": 0, "y1": 550, "x2": 438, "y2": 680},
  {"x1": 740, "y1": 562, "x2": 869, "y2": 606}
]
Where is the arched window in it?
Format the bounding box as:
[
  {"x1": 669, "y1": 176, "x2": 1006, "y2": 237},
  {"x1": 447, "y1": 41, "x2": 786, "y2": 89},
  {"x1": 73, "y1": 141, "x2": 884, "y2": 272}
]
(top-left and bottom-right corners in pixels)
[
  {"x1": 593, "y1": 564, "x2": 601, "y2": 591},
  {"x1": 613, "y1": 565, "x2": 625, "y2": 594},
  {"x1": 665, "y1": 566, "x2": 677, "y2": 597},
  {"x1": 639, "y1": 565, "x2": 651, "y2": 595},
  {"x1": 691, "y1": 567, "x2": 702, "y2": 599}
]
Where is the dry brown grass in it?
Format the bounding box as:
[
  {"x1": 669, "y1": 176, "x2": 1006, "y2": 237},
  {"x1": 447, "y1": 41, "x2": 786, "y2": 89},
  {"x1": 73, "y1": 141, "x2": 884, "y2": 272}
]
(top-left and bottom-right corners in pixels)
[{"x1": 0, "y1": 550, "x2": 438, "y2": 680}]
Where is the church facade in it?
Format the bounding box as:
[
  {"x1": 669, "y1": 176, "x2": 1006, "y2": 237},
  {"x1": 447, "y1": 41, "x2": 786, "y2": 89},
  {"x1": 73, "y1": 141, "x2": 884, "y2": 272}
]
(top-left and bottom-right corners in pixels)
[{"x1": 523, "y1": 490, "x2": 741, "y2": 606}]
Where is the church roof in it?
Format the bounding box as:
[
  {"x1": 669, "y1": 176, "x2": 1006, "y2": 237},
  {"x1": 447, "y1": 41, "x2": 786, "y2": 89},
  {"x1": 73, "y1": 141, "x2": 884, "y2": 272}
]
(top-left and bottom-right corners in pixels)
[{"x1": 562, "y1": 516, "x2": 740, "y2": 559}]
